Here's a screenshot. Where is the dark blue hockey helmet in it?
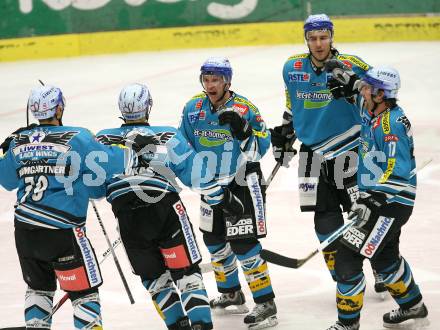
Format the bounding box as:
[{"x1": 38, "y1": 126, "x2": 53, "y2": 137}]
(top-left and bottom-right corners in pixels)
[
  {"x1": 200, "y1": 57, "x2": 233, "y2": 84},
  {"x1": 304, "y1": 14, "x2": 334, "y2": 38}
]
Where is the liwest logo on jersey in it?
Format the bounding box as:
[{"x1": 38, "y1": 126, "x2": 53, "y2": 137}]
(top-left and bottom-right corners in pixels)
[
  {"x1": 173, "y1": 201, "x2": 201, "y2": 263},
  {"x1": 13, "y1": 130, "x2": 78, "y2": 158},
  {"x1": 360, "y1": 216, "x2": 394, "y2": 258},
  {"x1": 74, "y1": 227, "x2": 101, "y2": 287},
  {"x1": 288, "y1": 71, "x2": 310, "y2": 83}
]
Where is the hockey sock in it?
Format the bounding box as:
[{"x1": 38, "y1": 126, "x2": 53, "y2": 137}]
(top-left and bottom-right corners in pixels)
[
  {"x1": 379, "y1": 257, "x2": 422, "y2": 309},
  {"x1": 236, "y1": 243, "x2": 275, "y2": 304},
  {"x1": 336, "y1": 272, "x2": 365, "y2": 324},
  {"x1": 323, "y1": 250, "x2": 337, "y2": 281},
  {"x1": 72, "y1": 292, "x2": 102, "y2": 330},
  {"x1": 24, "y1": 287, "x2": 55, "y2": 329},
  {"x1": 207, "y1": 242, "x2": 240, "y2": 292},
  {"x1": 143, "y1": 271, "x2": 186, "y2": 328},
  {"x1": 176, "y1": 272, "x2": 212, "y2": 328}
]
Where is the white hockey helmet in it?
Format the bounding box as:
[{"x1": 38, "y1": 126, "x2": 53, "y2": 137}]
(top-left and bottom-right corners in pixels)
[
  {"x1": 28, "y1": 85, "x2": 65, "y2": 120},
  {"x1": 118, "y1": 83, "x2": 153, "y2": 121},
  {"x1": 304, "y1": 14, "x2": 334, "y2": 39},
  {"x1": 363, "y1": 66, "x2": 401, "y2": 99}
]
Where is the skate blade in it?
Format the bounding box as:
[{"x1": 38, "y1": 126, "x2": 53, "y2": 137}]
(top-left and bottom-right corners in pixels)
[
  {"x1": 383, "y1": 317, "x2": 430, "y2": 329},
  {"x1": 247, "y1": 315, "x2": 278, "y2": 330},
  {"x1": 213, "y1": 304, "x2": 249, "y2": 315}
]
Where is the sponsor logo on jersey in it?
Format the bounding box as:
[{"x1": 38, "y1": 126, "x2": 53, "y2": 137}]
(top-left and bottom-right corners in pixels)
[
  {"x1": 337, "y1": 55, "x2": 369, "y2": 71},
  {"x1": 293, "y1": 60, "x2": 303, "y2": 70},
  {"x1": 234, "y1": 96, "x2": 260, "y2": 115},
  {"x1": 13, "y1": 130, "x2": 78, "y2": 158},
  {"x1": 173, "y1": 201, "x2": 201, "y2": 263},
  {"x1": 360, "y1": 217, "x2": 394, "y2": 258},
  {"x1": 199, "y1": 110, "x2": 206, "y2": 120},
  {"x1": 188, "y1": 111, "x2": 200, "y2": 123},
  {"x1": 233, "y1": 103, "x2": 248, "y2": 116},
  {"x1": 195, "y1": 99, "x2": 203, "y2": 109},
  {"x1": 379, "y1": 158, "x2": 395, "y2": 183},
  {"x1": 160, "y1": 245, "x2": 190, "y2": 269},
  {"x1": 373, "y1": 117, "x2": 381, "y2": 130},
  {"x1": 384, "y1": 134, "x2": 399, "y2": 142},
  {"x1": 296, "y1": 90, "x2": 333, "y2": 109},
  {"x1": 248, "y1": 173, "x2": 266, "y2": 236},
  {"x1": 299, "y1": 182, "x2": 316, "y2": 192},
  {"x1": 255, "y1": 115, "x2": 263, "y2": 122},
  {"x1": 342, "y1": 60, "x2": 353, "y2": 69},
  {"x1": 226, "y1": 218, "x2": 254, "y2": 238},
  {"x1": 342, "y1": 226, "x2": 367, "y2": 253},
  {"x1": 288, "y1": 71, "x2": 310, "y2": 83},
  {"x1": 194, "y1": 129, "x2": 233, "y2": 147},
  {"x1": 288, "y1": 53, "x2": 308, "y2": 60},
  {"x1": 74, "y1": 227, "x2": 101, "y2": 286},
  {"x1": 252, "y1": 130, "x2": 268, "y2": 138},
  {"x1": 382, "y1": 111, "x2": 391, "y2": 134}
]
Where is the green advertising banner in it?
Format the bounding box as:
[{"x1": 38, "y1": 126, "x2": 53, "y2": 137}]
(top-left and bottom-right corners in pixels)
[{"x1": 1, "y1": 0, "x2": 439, "y2": 39}]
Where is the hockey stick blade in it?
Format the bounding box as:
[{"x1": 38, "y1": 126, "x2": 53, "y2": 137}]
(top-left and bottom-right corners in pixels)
[{"x1": 260, "y1": 248, "x2": 319, "y2": 269}]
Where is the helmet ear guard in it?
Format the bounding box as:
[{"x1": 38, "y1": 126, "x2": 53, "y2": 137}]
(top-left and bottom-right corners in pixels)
[{"x1": 118, "y1": 83, "x2": 153, "y2": 121}]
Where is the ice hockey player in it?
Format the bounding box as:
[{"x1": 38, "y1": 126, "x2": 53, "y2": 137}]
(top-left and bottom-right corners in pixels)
[
  {"x1": 96, "y1": 83, "x2": 245, "y2": 330},
  {"x1": 178, "y1": 57, "x2": 277, "y2": 330},
  {"x1": 270, "y1": 13, "x2": 387, "y2": 294},
  {"x1": 323, "y1": 60, "x2": 430, "y2": 329},
  {"x1": 0, "y1": 85, "x2": 141, "y2": 329}
]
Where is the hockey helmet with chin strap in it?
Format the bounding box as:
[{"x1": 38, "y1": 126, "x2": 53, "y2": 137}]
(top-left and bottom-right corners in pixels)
[
  {"x1": 304, "y1": 14, "x2": 334, "y2": 39},
  {"x1": 28, "y1": 85, "x2": 65, "y2": 120},
  {"x1": 118, "y1": 83, "x2": 153, "y2": 121},
  {"x1": 363, "y1": 66, "x2": 400, "y2": 99},
  {"x1": 200, "y1": 57, "x2": 233, "y2": 85}
]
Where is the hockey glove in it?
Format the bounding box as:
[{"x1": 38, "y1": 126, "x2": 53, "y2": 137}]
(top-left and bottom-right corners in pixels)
[
  {"x1": 1, "y1": 123, "x2": 38, "y2": 154},
  {"x1": 347, "y1": 191, "x2": 387, "y2": 227},
  {"x1": 214, "y1": 187, "x2": 244, "y2": 217},
  {"x1": 218, "y1": 110, "x2": 252, "y2": 141},
  {"x1": 324, "y1": 59, "x2": 363, "y2": 99},
  {"x1": 269, "y1": 124, "x2": 297, "y2": 167}
]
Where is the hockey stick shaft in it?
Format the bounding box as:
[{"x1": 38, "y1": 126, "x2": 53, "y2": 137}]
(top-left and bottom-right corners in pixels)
[
  {"x1": 1, "y1": 237, "x2": 123, "y2": 330},
  {"x1": 261, "y1": 158, "x2": 432, "y2": 269},
  {"x1": 91, "y1": 200, "x2": 135, "y2": 304}
]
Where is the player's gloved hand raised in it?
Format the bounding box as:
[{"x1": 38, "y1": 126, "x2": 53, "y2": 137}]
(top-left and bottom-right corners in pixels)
[
  {"x1": 347, "y1": 191, "x2": 387, "y2": 227},
  {"x1": 324, "y1": 59, "x2": 362, "y2": 99},
  {"x1": 214, "y1": 187, "x2": 244, "y2": 217},
  {"x1": 218, "y1": 108, "x2": 252, "y2": 141},
  {"x1": 269, "y1": 124, "x2": 297, "y2": 167},
  {"x1": 0, "y1": 123, "x2": 38, "y2": 154}
]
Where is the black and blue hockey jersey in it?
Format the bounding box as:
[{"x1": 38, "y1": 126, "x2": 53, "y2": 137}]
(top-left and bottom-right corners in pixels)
[
  {"x1": 96, "y1": 123, "x2": 223, "y2": 206},
  {"x1": 358, "y1": 104, "x2": 416, "y2": 206},
  {"x1": 282, "y1": 53, "x2": 369, "y2": 159},
  {"x1": 178, "y1": 92, "x2": 270, "y2": 185},
  {"x1": 0, "y1": 124, "x2": 135, "y2": 229}
]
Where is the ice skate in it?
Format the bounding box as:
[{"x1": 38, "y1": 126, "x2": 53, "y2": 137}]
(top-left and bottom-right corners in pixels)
[
  {"x1": 383, "y1": 303, "x2": 429, "y2": 328},
  {"x1": 325, "y1": 321, "x2": 359, "y2": 330},
  {"x1": 243, "y1": 299, "x2": 278, "y2": 330},
  {"x1": 209, "y1": 290, "x2": 249, "y2": 314}
]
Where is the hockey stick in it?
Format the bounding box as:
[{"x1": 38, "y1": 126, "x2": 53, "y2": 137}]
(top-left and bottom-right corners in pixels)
[
  {"x1": 260, "y1": 158, "x2": 432, "y2": 269},
  {"x1": 91, "y1": 200, "x2": 135, "y2": 304},
  {"x1": 0, "y1": 237, "x2": 123, "y2": 330}
]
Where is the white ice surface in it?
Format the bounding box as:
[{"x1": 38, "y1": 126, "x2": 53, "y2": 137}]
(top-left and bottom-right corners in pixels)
[{"x1": 0, "y1": 41, "x2": 439, "y2": 329}]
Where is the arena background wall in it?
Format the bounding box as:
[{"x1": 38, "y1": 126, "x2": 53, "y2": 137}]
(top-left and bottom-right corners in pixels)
[{"x1": 0, "y1": 0, "x2": 439, "y2": 62}]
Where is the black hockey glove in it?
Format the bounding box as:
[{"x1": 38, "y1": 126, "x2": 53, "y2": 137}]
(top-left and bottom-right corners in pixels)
[
  {"x1": 124, "y1": 133, "x2": 158, "y2": 168},
  {"x1": 324, "y1": 59, "x2": 362, "y2": 99},
  {"x1": 1, "y1": 123, "x2": 38, "y2": 154},
  {"x1": 347, "y1": 191, "x2": 387, "y2": 227},
  {"x1": 218, "y1": 110, "x2": 252, "y2": 141},
  {"x1": 214, "y1": 187, "x2": 244, "y2": 217},
  {"x1": 269, "y1": 124, "x2": 297, "y2": 167}
]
